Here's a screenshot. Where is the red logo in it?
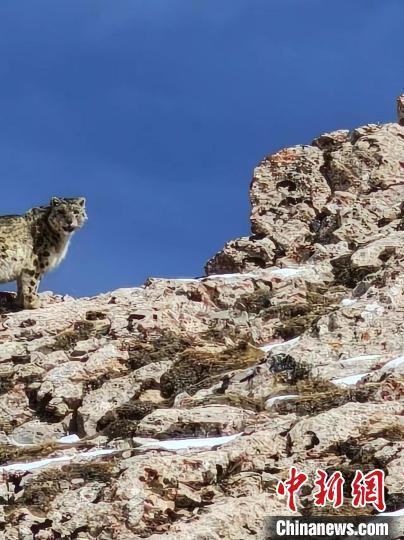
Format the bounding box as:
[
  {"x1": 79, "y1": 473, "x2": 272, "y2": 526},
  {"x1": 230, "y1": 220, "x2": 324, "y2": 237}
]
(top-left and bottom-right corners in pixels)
[
  {"x1": 277, "y1": 467, "x2": 385, "y2": 512},
  {"x1": 351, "y1": 469, "x2": 386, "y2": 512},
  {"x1": 313, "y1": 469, "x2": 345, "y2": 508},
  {"x1": 276, "y1": 467, "x2": 308, "y2": 512}
]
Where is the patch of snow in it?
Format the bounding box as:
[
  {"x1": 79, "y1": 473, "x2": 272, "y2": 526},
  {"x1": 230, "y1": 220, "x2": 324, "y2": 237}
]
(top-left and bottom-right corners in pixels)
[
  {"x1": 171, "y1": 278, "x2": 200, "y2": 282},
  {"x1": 377, "y1": 507, "x2": 404, "y2": 517},
  {"x1": 0, "y1": 455, "x2": 72, "y2": 473},
  {"x1": 331, "y1": 373, "x2": 370, "y2": 386},
  {"x1": 265, "y1": 395, "x2": 298, "y2": 408},
  {"x1": 202, "y1": 272, "x2": 259, "y2": 280},
  {"x1": 341, "y1": 354, "x2": 382, "y2": 363},
  {"x1": 2, "y1": 433, "x2": 81, "y2": 447},
  {"x1": 260, "y1": 342, "x2": 282, "y2": 353},
  {"x1": 203, "y1": 267, "x2": 308, "y2": 281},
  {"x1": 112, "y1": 287, "x2": 143, "y2": 294},
  {"x1": 360, "y1": 303, "x2": 385, "y2": 321},
  {"x1": 0, "y1": 435, "x2": 242, "y2": 473},
  {"x1": 269, "y1": 268, "x2": 303, "y2": 278},
  {"x1": 78, "y1": 448, "x2": 117, "y2": 458},
  {"x1": 260, "y1": 337, "x2": 300, "y2": 352},
  {"x1": 340, "y1": 298, "x2": 357, "y2": 307},
  {"x1": 139, "y1": 433, "x2": 242, "y2": 451},
  {"x1": 0, "y1": 448, "x2": 117, "y2": 473},
  {"x1": 363, "y1": 302, "x2": 382, "y2": 312},
  {"x1": 333, "y1": 355, "x2": 403, "y2": 385},
  {"x1": 381, "y1": 355, "x2": 404, "y2": 371},
  {"x1": 58, "y1": 434, "x2": 81, "y2": 443}
]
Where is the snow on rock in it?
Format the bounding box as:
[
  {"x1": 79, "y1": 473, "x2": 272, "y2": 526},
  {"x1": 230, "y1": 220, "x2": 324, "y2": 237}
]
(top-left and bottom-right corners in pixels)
[
  {"x1": 0, "y1": 447, "x2": 118, "y2": 473},
  {"x1": 0, "y1": 434, "x2": 243, "y2": 474},
  {"x1": 340, "y1": 354, "x2": 382, "y2": 364},
  {"x1": 331, "y1": 373, "x2": 371, "y2": 386},
  {"x1": 265, "y1": 394, "x2": 299, "y2": 408},
  {"x1": 259, "y1": 336, "x2": 301, "y2": 352},
  {"x1": 269, "y1": 267, "x2": 304, "y2": 278},
  {"x1": 138, "y1": 433, "x2": 242, "y2": 451},
  {"x1": 381, "y1": 355, "x2": 404, "y2": 371},
  {"x1": 340, "y1": 298, "x2": 357, "y2": 306},
  {"x1": 58, "y1": 434, "x2": 81, "y2": 443},
  {"x1": 378, "y1": 508, "x2": 404, "y2": 517}
]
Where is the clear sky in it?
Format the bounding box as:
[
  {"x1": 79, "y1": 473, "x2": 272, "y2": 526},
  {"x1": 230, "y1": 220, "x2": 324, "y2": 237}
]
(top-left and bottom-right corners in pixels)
[{"x1": 0, "y1": 1, "x2": 403, "y2": 297}]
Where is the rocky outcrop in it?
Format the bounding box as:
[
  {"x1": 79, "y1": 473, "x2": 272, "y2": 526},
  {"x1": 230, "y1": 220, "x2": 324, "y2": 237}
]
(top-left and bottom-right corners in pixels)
[
  {"x1": 205, "y1": 123, "x2": 404, "y2": 274},
  {"x1": 1, "y1": 111, "x2": 403, "y2": 538}
]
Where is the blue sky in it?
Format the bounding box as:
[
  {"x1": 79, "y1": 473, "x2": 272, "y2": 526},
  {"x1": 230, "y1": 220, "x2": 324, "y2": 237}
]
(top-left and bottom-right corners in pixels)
[{"x1": 0, "y1": 0, "x2": 403, "y2": 296}]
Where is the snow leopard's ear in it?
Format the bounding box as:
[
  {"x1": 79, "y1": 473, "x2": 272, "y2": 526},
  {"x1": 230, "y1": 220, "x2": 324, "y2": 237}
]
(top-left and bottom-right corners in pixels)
[
  {"x1": 50, "y1": 197, "x2": 63, "y2": 207},
  {"x1": 76, "y1": 197, "x2": 86, "y2": 207}
]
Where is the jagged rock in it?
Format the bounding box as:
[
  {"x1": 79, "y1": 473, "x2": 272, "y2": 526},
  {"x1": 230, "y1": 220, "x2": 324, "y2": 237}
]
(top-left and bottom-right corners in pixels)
[
  {"x1": 206, "y1": 122, "x2": 404, "y2": 275},
  {"x1": 288, "y1": 402, "x2": 403, "y2": 455},
  {"x1": 146, "y1": 494, "x2": 294, "y2": 539},
  {"x1": 1, "y1": 108, "x2": 404, "y2": 538},
  {"x1": 205, "y1": 236, "x2": 276, "y2": 275},
  {"x1": 136, "y1": 405, "x2": 255, "y2": 438}
]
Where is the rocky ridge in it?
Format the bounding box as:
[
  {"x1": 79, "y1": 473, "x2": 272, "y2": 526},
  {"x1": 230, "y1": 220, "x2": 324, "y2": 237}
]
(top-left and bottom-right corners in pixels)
[{"x1": 0, "y1": 108, "x2": 404, "y2": 538}]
